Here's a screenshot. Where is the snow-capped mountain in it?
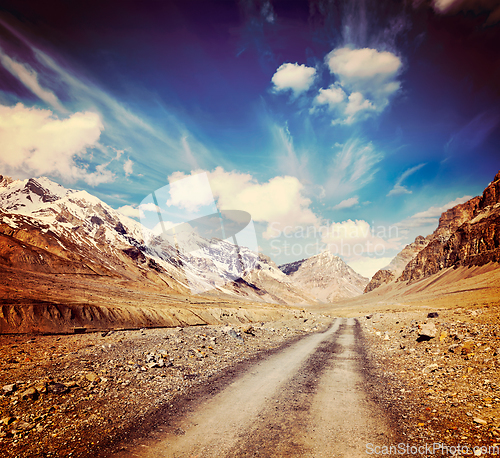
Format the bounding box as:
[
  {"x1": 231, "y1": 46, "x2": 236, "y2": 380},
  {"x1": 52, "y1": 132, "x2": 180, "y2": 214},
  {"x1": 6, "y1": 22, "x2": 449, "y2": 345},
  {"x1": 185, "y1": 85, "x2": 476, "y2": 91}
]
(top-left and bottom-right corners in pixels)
[
  {"x1": 0, "y1": 174, "x2": 314, "y2": 304},
  {"x1": 279, "y1": 251, "x2": 369, "y2": 302}
]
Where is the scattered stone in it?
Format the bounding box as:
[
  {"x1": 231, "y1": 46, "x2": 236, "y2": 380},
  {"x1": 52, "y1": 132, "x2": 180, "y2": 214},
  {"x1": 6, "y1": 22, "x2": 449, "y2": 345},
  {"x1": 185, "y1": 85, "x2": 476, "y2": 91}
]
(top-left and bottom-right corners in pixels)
[
  {"x1": 34, "y1": 382, "x2": 47, "y2": 393},
  {"x1": 240, "y1": 324, "x2": 255, "y2": 335},
  {"x1": 461, "y1": 341, "x2": 475, "y2": 355},
  {"x1": 418, "y1": 322, "x2": 437, "y2": 340},
  {"x1": 85, "y1": 372, "x2": 100, "y2": 383},
  {"x1": 2, "y1": 384, "x2": 17, "y2": 395},
  {"x1": 473, "y1": 418, "x2": 488, "y2": 425},
  {"x1": 1, "y1": 417, "x2": 15, "y2": 426},
  {"x1": 48, "y1": 383, "x2": 69, "y2": 395},
  {"x1": 422, "y1": 364, "x2": 439, "y2": 374},
  {"x1": 20, "y1": 387, "x2": 38, "y2": 401}
]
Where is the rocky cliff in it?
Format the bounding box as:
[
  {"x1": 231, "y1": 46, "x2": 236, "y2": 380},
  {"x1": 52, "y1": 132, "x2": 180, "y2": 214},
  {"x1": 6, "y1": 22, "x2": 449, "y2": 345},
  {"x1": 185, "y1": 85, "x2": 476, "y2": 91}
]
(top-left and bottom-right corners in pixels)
[
  {"x1": 399, "y1": 171, "x2": 500, "y2": 283},
  {"x1": 365, "y1": 170, "x2": 500, "y2": 291}
]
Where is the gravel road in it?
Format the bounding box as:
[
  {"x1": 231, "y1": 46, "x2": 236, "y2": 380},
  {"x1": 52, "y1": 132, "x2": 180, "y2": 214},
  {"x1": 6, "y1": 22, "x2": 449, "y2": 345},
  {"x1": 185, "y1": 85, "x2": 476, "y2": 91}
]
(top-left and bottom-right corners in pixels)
[{"x1": 114, "y1": 318, "x2": 397, "y2": 457}]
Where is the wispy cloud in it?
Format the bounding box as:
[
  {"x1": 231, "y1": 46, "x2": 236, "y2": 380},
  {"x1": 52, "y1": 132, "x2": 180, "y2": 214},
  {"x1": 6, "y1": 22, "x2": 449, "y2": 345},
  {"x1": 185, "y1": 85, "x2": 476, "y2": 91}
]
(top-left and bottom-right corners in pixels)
[
  {"x1": 326, "y1": 139, "x2": 383, "y2": 198},
  {"x1": 387, "y1": 163, "x2": 426, "y2": 196},
  {"x1": 0, "y1": 47, "x2": 66, "y2": 112},
  {"x1": 0, "y1": 18, "x2": 215, "y2": 183},
  {"x1": 332, "y1": 196, "x2": 359, "y2": 210},
  {"x1": 396, "y1": 195, "x2": 472, "y2": 230}
]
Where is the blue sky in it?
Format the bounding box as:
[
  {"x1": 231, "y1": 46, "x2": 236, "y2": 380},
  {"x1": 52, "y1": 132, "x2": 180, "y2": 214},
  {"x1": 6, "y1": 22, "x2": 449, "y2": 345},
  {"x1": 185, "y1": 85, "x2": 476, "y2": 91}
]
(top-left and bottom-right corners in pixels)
[{"x1": 0, "y1": 0, "x2": 499, "y2": 277}]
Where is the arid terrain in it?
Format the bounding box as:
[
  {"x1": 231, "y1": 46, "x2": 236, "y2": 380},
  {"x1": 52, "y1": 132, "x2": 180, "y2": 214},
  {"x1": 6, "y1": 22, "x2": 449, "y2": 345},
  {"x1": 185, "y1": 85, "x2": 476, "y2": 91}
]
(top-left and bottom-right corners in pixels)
[
  {"x1": 1, "y1": 171, "x2": 500, "y2": 456},
  {"x1": 1, "y1": 263, "x2": 500, "y2": 457}
]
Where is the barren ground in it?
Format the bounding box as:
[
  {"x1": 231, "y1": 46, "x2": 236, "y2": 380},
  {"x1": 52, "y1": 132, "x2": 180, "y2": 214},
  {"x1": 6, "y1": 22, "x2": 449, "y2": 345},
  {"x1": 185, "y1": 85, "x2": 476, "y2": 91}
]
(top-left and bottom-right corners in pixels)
[{"x1": 1, "y1": 264, "x2": 500, "y2": 457}]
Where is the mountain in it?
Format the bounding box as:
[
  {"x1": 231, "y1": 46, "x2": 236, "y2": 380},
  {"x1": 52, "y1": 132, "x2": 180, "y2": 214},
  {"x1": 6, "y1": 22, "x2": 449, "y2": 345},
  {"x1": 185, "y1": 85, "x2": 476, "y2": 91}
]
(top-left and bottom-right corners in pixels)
[
  {"x1": 399, "y1": 170, "x2": 500, "y2": 283},
  {"x1": 279, "y1": 251, "x2": 369, "y2": 302},
  {"x1": 365, "y1": 170, "x2": 500, "y2": 292},
  {"x1": 364, "y1": 236, "x2": 429, "y2": 293},
  {"x1": 0, "y1": 174, "x2": 315, "y2": 306}
]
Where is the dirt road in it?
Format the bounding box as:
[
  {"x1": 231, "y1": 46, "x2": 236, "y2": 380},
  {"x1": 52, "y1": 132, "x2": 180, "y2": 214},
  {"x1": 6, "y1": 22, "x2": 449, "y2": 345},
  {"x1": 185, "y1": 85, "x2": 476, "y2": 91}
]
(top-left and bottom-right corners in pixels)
[{"x1": 113, "y1": 318, "x2": 397, "y2": 457}]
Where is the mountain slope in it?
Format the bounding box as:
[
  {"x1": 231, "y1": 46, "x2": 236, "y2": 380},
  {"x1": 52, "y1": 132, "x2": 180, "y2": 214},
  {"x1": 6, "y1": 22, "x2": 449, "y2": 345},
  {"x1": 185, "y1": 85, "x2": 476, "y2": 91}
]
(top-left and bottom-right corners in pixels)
[
  {"x1": 280, "y1": 251, "x2": 369, "y2": 302},
  {"x1": 0, "y1": 174, "x2": 314, "y2": 306},
  {"x1": 399, "y1": 170, "x2": 500, "y2": 283},
  {"x1": 365, "y1": 170, "x2": 500, "y2": 292}
]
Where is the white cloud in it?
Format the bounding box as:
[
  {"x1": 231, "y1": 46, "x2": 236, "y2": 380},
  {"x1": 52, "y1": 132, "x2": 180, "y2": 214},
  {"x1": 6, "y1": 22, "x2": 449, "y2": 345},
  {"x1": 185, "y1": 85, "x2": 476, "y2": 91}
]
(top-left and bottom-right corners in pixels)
[
  {"x1": 0, "y1": 103, "x2": 113, "y2": 185},
  {"x1": 166, "y1": 171, "x2": 215, "y2": 213},
  {"x1": 326, "y1": 47, "x2": 402, "y2": 97},
  {"x1": 318, "y1": 47, "x2": 402, "y2": 123},
  {"x1": 429, "y1": 0, "x2": 500, "y2": 23},
  {"x1": 314, "y1": 84, "x2": 346, "y2": 109},
  {"x1": 347, "y1": 256, "x2": 395, "y2": 279},
  {"x1": 343, "y1": 92, "x2": 376, "y2": 124},
  {"x1": 271, "y1": 63, "x2": 317, "y2": 96},
  {"x1": 332, "y1": 196, "x2": 359, "y2": 210},
  {"x1": 325, "y1": 138, "x2": 383, "y2": 198},
  {"x1": 123, "y1": 158, "x2": 133, "y2": 176},
  {"x1": 0, "y1": 48, "x2": 66, "y2": 113},
  {"x1": 321, "y1": 219, "x2": 399, "y2": 258},
  {"x1": 397, "y1": 195, "x2": 472, "y2": 229},
  {"x1": 168, "y1": 168, "x2": 320, "y2": 239},
  {"x1": 387, "y1": 163, "x2": 426, "y2": 197},
  {"x1": 117, "y1": 205, "x2": 141, "y2": 219}
]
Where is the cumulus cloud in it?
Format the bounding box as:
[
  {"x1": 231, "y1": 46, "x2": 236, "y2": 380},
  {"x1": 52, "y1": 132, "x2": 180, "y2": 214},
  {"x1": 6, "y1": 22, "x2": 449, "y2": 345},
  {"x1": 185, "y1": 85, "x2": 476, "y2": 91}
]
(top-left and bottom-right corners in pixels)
[
  {"x1": 271, "y1": 63, "x2": 317, "y2": 96},
  {"x1": 314, "y1": 84, "x2": 346, "y2": 110},
  {"x1": 315, "y1": 47, "x2": 402, "y2": 124},
  {"x1": 167, "y1": 168, "x2": 320, "y2": 239},
  {"x1": 0, "y1": 103, "x2": 115, "y2": 185},
  {"x1": 166, "y1": 171, "x2": 216, "y2": 213},
  {"x1": 332, "y1": 196, "x2": 359, "y2": 210},
  {"x1": 387, "y1": 163, "x2": 426, "y2": 196},
  {"x1": 321, "y1": 219, "x2": 399, "y2": 258},
  {"x1": 397, "y1": 195, "x2": 472, "y2": 229},
  {"x1": 0, "y1": 48, "x2": 66, "y2": 113}
]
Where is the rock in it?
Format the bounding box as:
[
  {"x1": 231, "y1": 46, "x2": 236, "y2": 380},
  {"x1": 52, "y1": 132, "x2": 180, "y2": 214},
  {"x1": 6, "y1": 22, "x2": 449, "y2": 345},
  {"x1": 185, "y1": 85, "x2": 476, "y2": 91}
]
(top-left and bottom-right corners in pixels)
[
  {"x1": 20, "y1": 387, "x2": 38, "y2": 401},
  {"x1": 2, "y1": 384, "x2": 17, "y2": 394},
  {"x1": 48, "y1": 383, "x2": 69, "y2": 395},
  {"x1": 34, "y1": 381, "x2": 48, "y2": 393},
  {"x1": 225, "y1": 327, "x2": 244, "y2": 341},
  {"x1": 1, "y1": 416, "x2": 15, "y2": 426},
  {"x1": 427, "y1": 312, "x2": 439, "y2": 318},
  {"x1": 422, "y1": 364, "x2": 439, "y2": 374},
  {"x1": 439, "y1": 331, "x2": 448, "y2": 341},
  {"x1": 418, "y1": 322, "x2": 437, "y2": 339},
  {"x1": 384, "y1": 333, "x2": 390, "y2": 341},
  {"x1": 240, "y1": 324, "x2": 255, "y2": 335},
  {"x1": 366, "y1": 314, "x2": 373, "y2": 319},
  {"x1": 85, "y1": 372, "x2": 100, "y2": 383},
  {"x1": 473, "y1": 417, "x2": 488, "y2": 425},
  {"x1": 146, "y1": 361, "x2": 159, "y2": 369},
  {"x1": 448, "y1": 344, "x2": 461, "y2": 353},
  {"x1": 461, "y1": 341, "x2": 475, "y2": 355}
]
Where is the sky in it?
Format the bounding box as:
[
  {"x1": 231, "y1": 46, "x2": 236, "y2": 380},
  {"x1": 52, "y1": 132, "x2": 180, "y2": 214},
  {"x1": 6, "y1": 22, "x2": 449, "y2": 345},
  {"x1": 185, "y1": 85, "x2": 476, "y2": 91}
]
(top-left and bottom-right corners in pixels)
[{"x1": 0, "y1": 0, "x2": 499, "y2": 278}]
